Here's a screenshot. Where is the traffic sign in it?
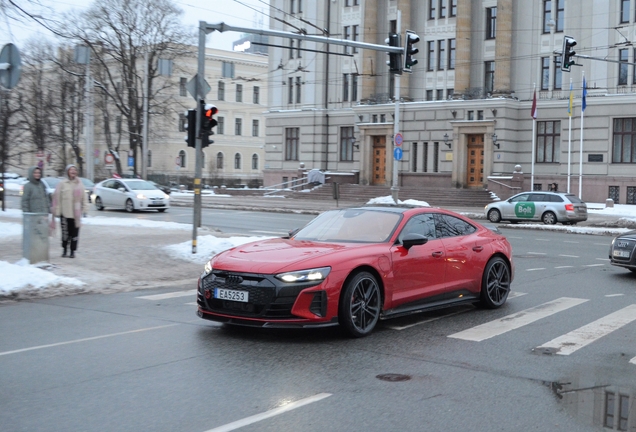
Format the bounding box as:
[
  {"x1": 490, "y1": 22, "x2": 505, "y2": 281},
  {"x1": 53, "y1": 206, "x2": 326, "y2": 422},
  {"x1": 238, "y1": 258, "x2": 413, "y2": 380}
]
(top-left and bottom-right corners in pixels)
[
  {"x1": 394, "y1": 133, "x2": 403, "y2": 146},
  {"x1": 394, "y1": 147, "x2": 403, "y2": 160},
  {"x1": 0, "y1": 43, "x2": 22, "y2": 89}
]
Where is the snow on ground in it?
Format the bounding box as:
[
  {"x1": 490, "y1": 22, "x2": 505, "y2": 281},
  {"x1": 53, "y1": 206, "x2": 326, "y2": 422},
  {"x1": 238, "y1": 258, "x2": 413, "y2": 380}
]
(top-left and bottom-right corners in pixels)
[{"x1": 2, "y1": 199, "x2": 636, "y2": 296}]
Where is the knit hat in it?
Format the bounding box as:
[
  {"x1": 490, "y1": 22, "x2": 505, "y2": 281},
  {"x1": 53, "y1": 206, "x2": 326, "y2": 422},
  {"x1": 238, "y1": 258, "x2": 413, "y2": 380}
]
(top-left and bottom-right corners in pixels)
[{"x1": 66, "y1": 164, "x2": 77, "y2": 178}]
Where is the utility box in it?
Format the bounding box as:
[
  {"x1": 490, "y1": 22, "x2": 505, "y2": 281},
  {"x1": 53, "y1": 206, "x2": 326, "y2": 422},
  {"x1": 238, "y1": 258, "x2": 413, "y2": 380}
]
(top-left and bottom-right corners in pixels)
[{"x1": 23, "y1": 212, "x2": 50, "y2": 264}]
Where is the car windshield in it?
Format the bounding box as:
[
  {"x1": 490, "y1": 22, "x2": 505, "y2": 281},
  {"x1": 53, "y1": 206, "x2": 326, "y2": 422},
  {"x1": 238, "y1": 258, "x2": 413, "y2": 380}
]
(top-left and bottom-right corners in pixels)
[
  {"x1": 43, "y1": 178, "x2": 61, "y2": 188},
  {"x1": 123, "y1": 180, "x2": 159, "y2": 191},
  {"x1": 293, "y1": 208, "x2": 402, "y2": 243}
]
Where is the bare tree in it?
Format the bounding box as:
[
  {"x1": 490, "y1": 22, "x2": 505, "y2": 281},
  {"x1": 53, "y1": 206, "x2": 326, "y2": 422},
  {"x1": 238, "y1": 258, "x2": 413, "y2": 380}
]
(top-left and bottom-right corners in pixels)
[{"x1": 56, "y1": 0, "x2": 193, "y2": 177}]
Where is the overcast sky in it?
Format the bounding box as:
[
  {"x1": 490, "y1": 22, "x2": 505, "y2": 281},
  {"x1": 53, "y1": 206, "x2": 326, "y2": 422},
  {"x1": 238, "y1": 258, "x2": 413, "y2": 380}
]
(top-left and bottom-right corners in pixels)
[{"x1": 1, "y1": 0, "x2": 269, "y2": 52}]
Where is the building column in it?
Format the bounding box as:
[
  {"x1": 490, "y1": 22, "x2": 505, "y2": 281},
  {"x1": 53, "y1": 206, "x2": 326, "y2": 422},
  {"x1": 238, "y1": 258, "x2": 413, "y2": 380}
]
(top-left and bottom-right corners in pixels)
[
  {"x1": 453, "y1": 0, "x2": 472, "y2": 97},
  {"x1": 493, "y1": 0, "x2": 513, "y2": 96}
]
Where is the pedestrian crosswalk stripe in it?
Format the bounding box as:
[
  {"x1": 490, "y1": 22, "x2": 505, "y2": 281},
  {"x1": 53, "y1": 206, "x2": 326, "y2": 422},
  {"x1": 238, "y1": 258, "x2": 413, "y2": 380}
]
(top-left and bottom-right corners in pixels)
[
  {"x1": 448, "y1": 297, "x2": 589, "y2": 342},
  {"x1": 137, "y1": 289, "x2": 197, "y2": 300},
  {"x1": 535, "y1": 304, "x2": 636, "y2": 355},
  {"x1": 630, "y1": 357, "x2": 636, "y2": 365}
]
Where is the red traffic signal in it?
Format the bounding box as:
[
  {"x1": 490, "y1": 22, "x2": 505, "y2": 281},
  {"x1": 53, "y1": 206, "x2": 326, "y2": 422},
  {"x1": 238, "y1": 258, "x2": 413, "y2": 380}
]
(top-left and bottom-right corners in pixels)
[{"x1": 202, "y1": 103, "x2": 218, "y2": 131}]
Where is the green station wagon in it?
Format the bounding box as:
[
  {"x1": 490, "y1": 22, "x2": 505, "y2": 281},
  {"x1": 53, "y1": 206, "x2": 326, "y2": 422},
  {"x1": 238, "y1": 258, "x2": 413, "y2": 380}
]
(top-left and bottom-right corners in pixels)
[{"x1": 485, "y1": 191, "x2": 588, "y2": 225}]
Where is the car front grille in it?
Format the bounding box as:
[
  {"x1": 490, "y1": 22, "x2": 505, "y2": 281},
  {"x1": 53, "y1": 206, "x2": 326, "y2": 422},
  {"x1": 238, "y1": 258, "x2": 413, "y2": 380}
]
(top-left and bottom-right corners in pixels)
[
  {"x1": 198, "y1": 271, "x2": 297, "y2": 319},
  {"x1": 613, "y1": 238, "x2": 636, "y2": 262}
]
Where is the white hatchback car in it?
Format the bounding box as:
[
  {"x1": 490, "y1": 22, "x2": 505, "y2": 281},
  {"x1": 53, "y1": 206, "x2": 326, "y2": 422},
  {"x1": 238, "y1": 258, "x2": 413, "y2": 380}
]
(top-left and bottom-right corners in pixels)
[{"x1": 93, "y1": 178, "x2": 170, "y2": 212}]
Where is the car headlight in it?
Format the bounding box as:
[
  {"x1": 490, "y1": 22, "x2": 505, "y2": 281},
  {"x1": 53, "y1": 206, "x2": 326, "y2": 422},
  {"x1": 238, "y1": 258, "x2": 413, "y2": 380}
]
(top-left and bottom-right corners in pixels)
[
  {"x1": 164, "y1": 193, "x2": 170, "y2": 199},
  {"x1": 136, "y1": 193, "x2": 147, "y2": 199},
  {"x1": 203, "y1": 261, "x2": 213, "y2": 276},
  {"x1": 275, "y1": 267, "x2": 331, "y2": 283}
]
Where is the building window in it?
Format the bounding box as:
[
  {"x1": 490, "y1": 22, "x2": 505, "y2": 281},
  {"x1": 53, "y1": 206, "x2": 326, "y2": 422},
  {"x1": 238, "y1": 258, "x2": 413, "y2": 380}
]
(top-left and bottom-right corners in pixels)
[
  {"x1": 450, "y1": 0, "x2": 457, "y2": 17},
  {"x1": 353, "y1": 25, "x2": 359, "y2": 53},
  {"x1": 477, "y1": 110, "x2": 484, "y2": 120},
  {"x1": 537, "y1": 120, "x2": 561, "y2": 163},
  {"x1": 486, "y1": 7, "x2": 497, "y2": 39},
  {"x1": 298, "y1": 0, "x2": 302, "y2": 13},
  {"x1": 436, "y1": 89, "x2": 444, "y2": 100},
  {"x1": 543, "y1": 0, "x2": 552, "y2": 33},
  {"x1": 541, "y1": 57, "x2": 550, "y2": 90},
  {"x1": 604, "y1": 392, "x2": 616, "y2": 429},
  {"x1": 380, "y1": 114, "x2": 386, "y2": 122},
  {"x1": 613, "y1": 117, "x2": 636, "y2": 162},
  {"x1": 628, "y1": 187, "x2": 636, "y2": 205},
  {"x1": 621, "y1": 0, "x2": 630, "y2": 24},
  {"x1": 234, "y1": 153, "x2": 241, "y2": 169},
  {"x1": 236, "y1": 84, "x2": 243, "y2": 102},
  {"x1": 288, "y1": 77, "x2": 294, "y2": 104},
  {"x1": 619, "y1": 49, "x2": 629, "y2": 85},
  {"x1": 297, "y1": 40, "x2": 302, "y2": 58},
  {"x1": 433, "y1": 142, "x2": 439, "y2": 172},
  {"x1": 439, "y1": 0, "x2": 447, "y2": 18},
  {"x1": 352, "y1": 74, "x2": 358, "y2": 102},
  {"x1": 428, "y1": 0, "x2": 436, "y2": 19},
  {"x1": 218, "y1": 81, "x2": 225, "y2": 101},
  {"x1": 447, "y1": 88, "x2": 454, "y2": 98},
  {"x1": 555, "y1": 0, "x2": 564, "y2": 32},
  {"x1": 343, "y1": 73, "x2": 349, "y2": 101},
  {"x1": 178, "y1": 113, "x2": 186, "y2": 132},
  {"x1": 253, "y1": 86, "x2": 260, "y2": 104},
  {"x1": 412, "y1": 142, "x2": 418, "y2": 172},
  {"x1": 235, "y1": 118, "x2": 242, "y2": 136},
  {"x1": 178, "y1": 150, "x2": 186, "y2": 168},
  {"x1": 426, "y1": 90, "x2": 433, "y2": 101},
  {"x1": 485, "y1": 61, "x2": 495, "y2": 94},
  {"x1": 116, "y1": 116, "x2": 122, "y2": 133},
  {"x1": 179, "y1": 77, "x2": 187, "y2": 97},
  {"x1": 343, "y1": 26, "x2": 351, "y2": 55},
  {"x1": 222, "y1": 62, "x2": 234, "y2": 78},
  {"x1": 448, "y1": 38, "x2": 456, "y2": 69},
  {"x1": 438, "y1": 40, "x2": 446, "y2": 70},
  {"x1": 252, "y1": 119, "x2": 259, "y2": 137},
  {"x1": 285, "y1": 127, "x2": 299, "y2": 161},
  {"x1": 295, "y1": 76, "x2": 302, "y2": 103},
  {"x1": 423, "y1": 142, "x2": 429, "y2": 172},
  {"x1": 340, "y1": 126, "x2": 354, "y2": 161},
  {"x1": 609, "y1": 186, "x2": 620, "y2": 203},
  {"x1": 468, "y1": 110, "x2": 474, "y2": 120},
  {"x1": 427, "y1": 40, "x2": 435, "y2": 71},
  {"x1": 217, "y1": 152, "x2": 224, "y2": 170},
  {"x1": 290, "y1": 0, "x2": 295, "y2": 13},
  {"x1": 217, "y1": 116, "x2": 225, "y2": 135},
  {"x1": 554, "y1": 57, "x2": 562, "y2": 89},
  {"x1": 252, "y1": 154, "x2": 258, "y2": 170}
]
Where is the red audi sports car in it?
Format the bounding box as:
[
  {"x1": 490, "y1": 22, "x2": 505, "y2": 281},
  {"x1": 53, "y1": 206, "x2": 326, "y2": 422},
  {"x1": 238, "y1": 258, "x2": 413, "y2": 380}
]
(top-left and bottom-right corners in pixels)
[{"x1": 197, "y1": 206, "x2": 514, "y2": 337}]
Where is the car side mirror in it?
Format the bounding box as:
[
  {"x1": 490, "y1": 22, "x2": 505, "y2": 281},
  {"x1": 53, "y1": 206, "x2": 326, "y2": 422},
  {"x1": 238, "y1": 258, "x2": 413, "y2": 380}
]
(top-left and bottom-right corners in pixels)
[
  {"x1": 284, "y1": 228, "x2": 300, "y2": 239},
  {"x1": 401, "y1": 233, "x2": 428, "y2": 250},
  {"x1": 118, "y1": 187, "x2": 126, "y2": 192}
]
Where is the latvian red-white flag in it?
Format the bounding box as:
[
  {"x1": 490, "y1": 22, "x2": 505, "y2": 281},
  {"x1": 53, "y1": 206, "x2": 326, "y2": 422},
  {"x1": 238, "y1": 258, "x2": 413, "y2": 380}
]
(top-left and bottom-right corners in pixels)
[{"x1": 530, "y1": 89, "x2": 538, "y2": 119}]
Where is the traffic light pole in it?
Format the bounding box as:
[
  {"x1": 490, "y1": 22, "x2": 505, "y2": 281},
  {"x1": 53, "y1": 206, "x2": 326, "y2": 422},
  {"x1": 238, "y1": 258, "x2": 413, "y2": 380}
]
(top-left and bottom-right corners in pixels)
[{"x1": 192, "y1": 22, "x2": 207, "y2": 254}]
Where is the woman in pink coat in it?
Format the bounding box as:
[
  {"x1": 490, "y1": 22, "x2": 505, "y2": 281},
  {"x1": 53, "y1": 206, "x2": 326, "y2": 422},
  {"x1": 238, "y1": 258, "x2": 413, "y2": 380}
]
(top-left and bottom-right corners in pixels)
[{"x1": 51, "y1": 165, "x2": 88, "y2": 258}]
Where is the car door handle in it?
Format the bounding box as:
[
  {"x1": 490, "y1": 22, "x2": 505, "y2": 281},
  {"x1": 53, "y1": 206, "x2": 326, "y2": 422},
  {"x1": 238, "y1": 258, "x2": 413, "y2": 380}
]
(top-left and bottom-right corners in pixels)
[
  {"x1": 432, "y1": 251, "x2": 443, "y2": 257},
  {"x1": 473, "y1": 246, "x2": 484, "y2": 252}
]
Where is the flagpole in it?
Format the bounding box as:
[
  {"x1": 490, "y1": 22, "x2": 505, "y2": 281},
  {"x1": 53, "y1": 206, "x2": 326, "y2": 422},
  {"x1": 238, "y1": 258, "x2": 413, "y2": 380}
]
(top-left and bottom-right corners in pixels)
[
  {"x1": 579, "y1": 71, "x2": 585, "y2": 199},
  {"x1": 567, "y1": 78, "x2": 573, "y2": 193},
  {"x1": 531, "y1": 84, "x2": 536, "y2": 190}
]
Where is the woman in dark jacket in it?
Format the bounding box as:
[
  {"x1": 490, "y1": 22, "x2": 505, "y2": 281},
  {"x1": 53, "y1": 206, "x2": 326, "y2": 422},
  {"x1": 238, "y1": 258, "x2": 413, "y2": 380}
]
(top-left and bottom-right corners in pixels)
[{"x1": 21, "y1": 166, "x2": 50, "y2": 213}]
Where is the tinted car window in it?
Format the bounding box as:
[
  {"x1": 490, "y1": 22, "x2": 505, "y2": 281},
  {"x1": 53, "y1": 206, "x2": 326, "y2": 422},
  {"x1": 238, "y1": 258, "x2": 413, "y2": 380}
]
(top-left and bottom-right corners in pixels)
[
  {"x1": 565, "y1": 194, "x2": 583, "y2": 203},
  {"x1": 549, "y1": 194, "x2": 564, "y2": 202},
  {"x1": 434, "y1": 214, "x2": 477, "y2": 238},
  {"x1": 529, "y1": 194, "x2": 547, "y2": 202},
  {"x1": 509, "y1": 193, "x2": 530, "y2": 202},
  {"x1": 399, "y1": 214, "x2": 436, "y2": 241}
]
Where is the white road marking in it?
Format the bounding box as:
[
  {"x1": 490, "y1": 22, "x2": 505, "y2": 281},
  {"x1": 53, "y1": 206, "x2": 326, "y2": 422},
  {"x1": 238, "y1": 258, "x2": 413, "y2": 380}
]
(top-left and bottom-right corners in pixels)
[
  {"x1": 555, "y1": 266, "x2": 574, "y2": 269},
  {"x1": 0, "y1": 324, "x2": 179, "y2": 357},
  {"x1": 508, "y1": 236, "x2": 523, "y2": 239},
  {"x1": 448, "y1": 297, "x2": 588, "y2": 342},
  {"x1": 508, "y1": 291, "x2": 527, "y2": 299},
  {"x1": 594, "y1": 243, "x2": 609, "y2": 246},
  {"x1": 536, "y1": 304, "x2": 636, "y2": 355},
  {"x1": 204, "y1": 393, "x2": 332, "y2": 432},
  {"x1": 583, "y1": 264, "x2": 605, "y2": 267},
  {"x1": 535, "y1": 239, "x2": 550, "y2": 242},
  {"x1": 559, "y1": 254, "x2": 579, "y2": 258},
  {"x1": 605, "y1": 294, "x2": 625, "y2": 297},
  {"x1": 527, "y1": 252, "x2": 547, "y2": 255},
  {"x1": 137, "y1": 290, "x2": 197, "y2": 300},
  {"x1": 563, "y1": 241, "x2": 579, "y2": 244},
  {"x1": 631, "y1": 357, "x2": 636, "y2": 365},
  {"x1": 185, "y1": 302, "x2": 197, "y2": 306},
  {"x1": 526, "y1": 268, "x2": 546, "y2": 271},
  {"x1": 596, "y1": 258, "x2": 611, "y2": 261}
]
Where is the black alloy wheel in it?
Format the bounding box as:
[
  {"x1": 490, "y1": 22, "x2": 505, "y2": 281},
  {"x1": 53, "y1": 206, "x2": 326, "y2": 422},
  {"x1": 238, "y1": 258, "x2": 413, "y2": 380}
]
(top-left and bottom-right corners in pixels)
[
  {"x1": 480, "y1": 257, "x2": 511, "y2": 309},
  {"x1": 339, "y1": 271, "x2": 382, "y2": 338},
  {"x1": 487, "y1": 209, "x2": 502, "y2": 223}
]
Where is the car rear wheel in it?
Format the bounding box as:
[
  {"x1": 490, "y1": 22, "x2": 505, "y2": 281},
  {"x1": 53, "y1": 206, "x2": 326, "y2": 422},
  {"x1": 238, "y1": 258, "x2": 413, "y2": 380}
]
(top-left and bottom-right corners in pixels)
[
  {"x1": 479, "y1": 257, "x2": 511, "y2": 309},
  {"x1": 542, "y1": 211, "x2": 557, "y2": 225},
  {"x1": 487, "y1": 209, "x2": 502, "y2": 223},
  {"x1": 339, "y1": 271, "x2": 382, "y2": 338},
  {"x1": 125, "y1": 199, "x2": 135, "y2": 213},
  {"x1": 95, "y1": 197, "x2": 104, "y2": 211}
]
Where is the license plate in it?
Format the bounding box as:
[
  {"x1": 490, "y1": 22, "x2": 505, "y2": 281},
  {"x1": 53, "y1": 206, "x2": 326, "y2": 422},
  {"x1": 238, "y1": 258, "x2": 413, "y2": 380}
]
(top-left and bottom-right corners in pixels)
[
  {"x1": 613, "y1": 250, "x2": 631, "y2": 258},
  {"x1": 215, "y1": 288, "x2": 249, "y2": 302}
]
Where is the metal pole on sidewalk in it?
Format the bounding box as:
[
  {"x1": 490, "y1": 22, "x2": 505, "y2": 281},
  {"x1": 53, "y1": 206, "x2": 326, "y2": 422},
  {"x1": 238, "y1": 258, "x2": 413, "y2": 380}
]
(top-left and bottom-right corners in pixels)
[{"x1": 192, "y1": 22, "x2": 206, "y2": 254}]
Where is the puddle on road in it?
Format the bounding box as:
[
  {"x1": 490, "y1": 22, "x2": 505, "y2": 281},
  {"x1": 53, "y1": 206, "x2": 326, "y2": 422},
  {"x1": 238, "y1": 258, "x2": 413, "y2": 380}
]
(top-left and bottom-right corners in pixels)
[{"x1": 545, "y1": 373, "x2": 635, "y2": 430}]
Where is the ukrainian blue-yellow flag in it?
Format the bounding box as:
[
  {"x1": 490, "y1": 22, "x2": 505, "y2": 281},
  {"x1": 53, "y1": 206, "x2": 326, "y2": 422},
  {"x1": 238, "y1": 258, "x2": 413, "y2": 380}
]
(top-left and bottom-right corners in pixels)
[{"x1": 582, "y1": 76, "x2": 587, "y2": 112}]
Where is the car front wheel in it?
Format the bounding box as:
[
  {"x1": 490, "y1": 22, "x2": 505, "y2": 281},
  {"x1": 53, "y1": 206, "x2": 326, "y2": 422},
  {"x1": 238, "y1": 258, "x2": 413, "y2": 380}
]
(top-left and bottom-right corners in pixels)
[
  {"x1": 479, "y1": 257, "x2": 511, "y2": 309},
  {"x1": 339, "y1": 271, "x2": 382, "y2": 338},
  {"x1": 125, "y1": 199, "x2": 135, "y2": 213},
  {"x1": 542, "y1": 211, "x2": 557, "y2": 225},
  {"x1": 95, "y1": 197, "x2": 104, "y2": 211},
  {"x1": 487, "y1": 209, "x2": 502, "y2": 223}
]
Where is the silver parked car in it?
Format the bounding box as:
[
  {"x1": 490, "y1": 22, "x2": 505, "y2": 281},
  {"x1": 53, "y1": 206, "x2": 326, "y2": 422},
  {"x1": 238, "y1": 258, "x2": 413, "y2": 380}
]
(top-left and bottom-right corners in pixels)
[{"x1": 485, "y1": 191, "x2": 588, "y2": 225}]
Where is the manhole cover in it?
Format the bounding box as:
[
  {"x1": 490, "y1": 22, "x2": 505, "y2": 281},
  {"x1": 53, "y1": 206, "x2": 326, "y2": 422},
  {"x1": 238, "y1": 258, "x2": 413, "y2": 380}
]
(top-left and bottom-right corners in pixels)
[{"x1": 376, "y1": 373, "x2": 411, "y2": 382}]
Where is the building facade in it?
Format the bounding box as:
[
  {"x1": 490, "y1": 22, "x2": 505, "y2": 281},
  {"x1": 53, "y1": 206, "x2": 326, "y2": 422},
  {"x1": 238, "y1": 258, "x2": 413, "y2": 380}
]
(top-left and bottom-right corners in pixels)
[{"x1": 264, "y1": 0, "x2": 636, "y2": 204}]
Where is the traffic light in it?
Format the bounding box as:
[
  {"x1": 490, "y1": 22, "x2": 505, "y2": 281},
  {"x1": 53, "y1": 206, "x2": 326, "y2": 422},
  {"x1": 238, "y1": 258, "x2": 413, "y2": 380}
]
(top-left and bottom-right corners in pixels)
[
  {"x1": 185, "y1": 109, "x2": 196, "y2": 148},
  {"x1": 385, "y1": 32, "x2": 402, "y2": 74},
  {"x1": 199, "y1": 101, "x2": 218, "y2": 148},
  {"x1": 561, "y1": 35, "x2": 577, "y2": 72},
  {"x1": 403, "y1": 30, "x2": 420, "y2": 73}
]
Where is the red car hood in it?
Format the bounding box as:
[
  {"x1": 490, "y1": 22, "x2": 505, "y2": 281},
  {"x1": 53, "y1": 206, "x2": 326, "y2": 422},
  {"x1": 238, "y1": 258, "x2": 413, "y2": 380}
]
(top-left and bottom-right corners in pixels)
[{"x1": 210, "y1": 238, "x2": 366, "y2": 274}]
